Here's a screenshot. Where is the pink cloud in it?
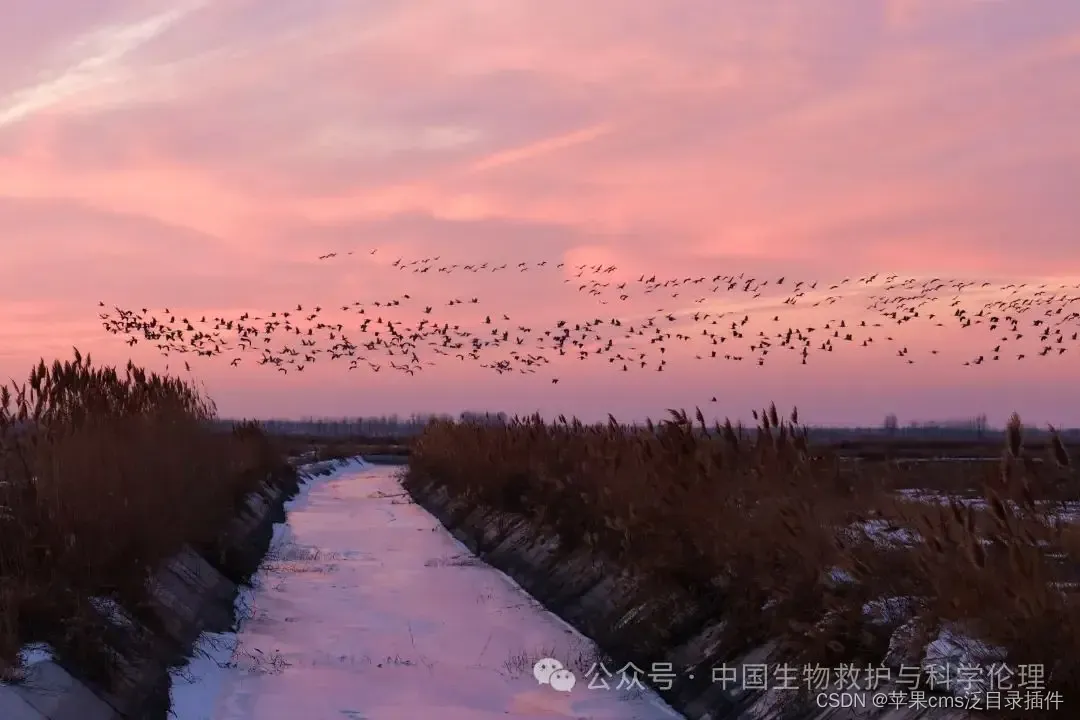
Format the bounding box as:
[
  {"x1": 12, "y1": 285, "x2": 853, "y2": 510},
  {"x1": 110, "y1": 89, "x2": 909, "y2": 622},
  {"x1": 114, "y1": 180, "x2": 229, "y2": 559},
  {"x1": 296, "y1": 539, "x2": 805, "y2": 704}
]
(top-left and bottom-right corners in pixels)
[{"x1": 1, "y1": 0, "x2": 1078, "y2": 424}]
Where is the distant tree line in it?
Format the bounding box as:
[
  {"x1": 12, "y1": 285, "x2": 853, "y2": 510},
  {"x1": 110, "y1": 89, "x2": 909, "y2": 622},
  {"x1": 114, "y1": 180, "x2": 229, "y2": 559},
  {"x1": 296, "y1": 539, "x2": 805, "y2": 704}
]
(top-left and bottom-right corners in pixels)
[
  {"x1": 814, "y1": 412, "x2": 1080, "y2": 443},
  {"x1": 881, "y1": 413, "x2": 990, "y2": 438},
  {"x1": 211, "y1": 411, "x2": 1079, "y2": 442},
  {"x1": 212, "y1": 410, "x2": 507, "y2": 437}
]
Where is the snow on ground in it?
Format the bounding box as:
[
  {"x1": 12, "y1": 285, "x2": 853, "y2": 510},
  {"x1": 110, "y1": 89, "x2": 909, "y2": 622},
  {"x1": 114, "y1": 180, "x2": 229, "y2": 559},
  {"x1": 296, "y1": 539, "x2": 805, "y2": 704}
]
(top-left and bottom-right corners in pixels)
[
  {"x1": 895, "y1": 489, "x2": 1080, "y2": 521},
  {"x1": 170, "y1": 458, "x2": 682, "y2": 719},
  {"x1": 13, "y1": 643, "x2": 53, "y2": 669}
]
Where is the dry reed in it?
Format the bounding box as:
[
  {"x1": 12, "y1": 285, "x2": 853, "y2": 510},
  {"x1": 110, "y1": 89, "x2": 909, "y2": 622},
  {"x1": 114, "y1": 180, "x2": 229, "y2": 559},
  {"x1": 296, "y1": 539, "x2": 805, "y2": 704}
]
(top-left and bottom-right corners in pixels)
[
  {"x1": 404, "y1": 404, "x2": 1080, "y2": 718},
  {"x1": 0, "y1": 348, "x2": 287, "y2": 679}
]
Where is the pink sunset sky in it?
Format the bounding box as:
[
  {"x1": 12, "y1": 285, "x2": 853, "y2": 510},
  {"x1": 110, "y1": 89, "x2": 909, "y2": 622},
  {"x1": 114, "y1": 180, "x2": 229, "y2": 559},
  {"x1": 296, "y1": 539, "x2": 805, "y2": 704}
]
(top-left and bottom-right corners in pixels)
[{"x1": 1, "y1": 0, "x2": 1079, "y2": 426}]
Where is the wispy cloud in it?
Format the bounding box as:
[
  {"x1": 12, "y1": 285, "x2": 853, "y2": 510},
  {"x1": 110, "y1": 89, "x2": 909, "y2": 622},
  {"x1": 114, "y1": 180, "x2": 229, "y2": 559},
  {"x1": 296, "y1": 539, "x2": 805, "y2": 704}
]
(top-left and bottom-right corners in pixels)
[
  {"x1": 0, "y1": 2, "x2": 207, "y2": 127},
  {"x1": 469, "y1": 124, "x2": 614, "y2": 173},
  {"x1": 0, "y1": 0, "x2": 1078, "y2": 423}
]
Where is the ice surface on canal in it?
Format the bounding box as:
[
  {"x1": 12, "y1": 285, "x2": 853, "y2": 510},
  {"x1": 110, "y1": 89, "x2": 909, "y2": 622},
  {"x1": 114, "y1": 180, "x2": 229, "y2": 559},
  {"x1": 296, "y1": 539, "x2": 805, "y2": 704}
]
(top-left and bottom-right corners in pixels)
[{"x1": 170, "y1": 459, "x2": 682, "y2": 719}]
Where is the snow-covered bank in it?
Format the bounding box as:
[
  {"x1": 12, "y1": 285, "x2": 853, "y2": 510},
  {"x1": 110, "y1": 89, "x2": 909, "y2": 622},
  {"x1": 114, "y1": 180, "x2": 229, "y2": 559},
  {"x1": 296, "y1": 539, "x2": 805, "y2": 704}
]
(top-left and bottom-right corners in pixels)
[
  {"x1": 170, "y1": 461, "x2": 680, "y2": 719},
  {"x1": 2, "y1": 462, "x2": 303, "y2": 720}
]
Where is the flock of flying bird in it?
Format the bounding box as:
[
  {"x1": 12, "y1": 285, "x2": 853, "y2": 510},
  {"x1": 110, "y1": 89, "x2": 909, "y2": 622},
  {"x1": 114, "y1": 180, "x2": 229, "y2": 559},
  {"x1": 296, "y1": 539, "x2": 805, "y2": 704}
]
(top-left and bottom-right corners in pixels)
[{"x1": 98, "y1": 250, "x2": 1080, "y2": 392}]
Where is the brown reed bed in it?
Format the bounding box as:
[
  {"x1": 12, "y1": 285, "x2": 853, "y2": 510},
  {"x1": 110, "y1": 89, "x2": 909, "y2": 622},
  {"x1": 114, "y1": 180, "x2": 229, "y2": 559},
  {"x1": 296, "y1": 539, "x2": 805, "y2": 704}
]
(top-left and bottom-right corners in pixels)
[
  {"x1": 404, "y1": 405, "x2": 1080, "y2": 718},
  {"x1": 0, "y1": 348, "x2": 288, "y2": 682}
]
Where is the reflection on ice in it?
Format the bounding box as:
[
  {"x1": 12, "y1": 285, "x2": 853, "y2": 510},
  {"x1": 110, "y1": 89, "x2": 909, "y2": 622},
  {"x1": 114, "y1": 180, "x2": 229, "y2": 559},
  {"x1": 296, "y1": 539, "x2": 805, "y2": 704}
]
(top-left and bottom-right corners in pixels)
[{"x1": 170, "y1": 459, "x2": 681, "y2": 719}]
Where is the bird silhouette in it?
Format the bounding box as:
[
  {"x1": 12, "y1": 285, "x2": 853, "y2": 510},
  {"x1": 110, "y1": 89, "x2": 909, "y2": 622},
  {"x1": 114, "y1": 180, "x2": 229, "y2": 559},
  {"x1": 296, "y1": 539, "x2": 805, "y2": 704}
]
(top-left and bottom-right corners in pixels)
[{"x1": 96, "y1": 252, "x2": 1080, "y2": 406}]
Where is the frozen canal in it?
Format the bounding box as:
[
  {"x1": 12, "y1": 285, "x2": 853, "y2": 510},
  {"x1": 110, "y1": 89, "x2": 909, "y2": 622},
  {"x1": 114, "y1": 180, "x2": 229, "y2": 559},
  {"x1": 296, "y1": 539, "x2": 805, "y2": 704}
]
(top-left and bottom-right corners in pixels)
[{"x1": 170, "y1": 459, "x2": 682, "y2": 719}]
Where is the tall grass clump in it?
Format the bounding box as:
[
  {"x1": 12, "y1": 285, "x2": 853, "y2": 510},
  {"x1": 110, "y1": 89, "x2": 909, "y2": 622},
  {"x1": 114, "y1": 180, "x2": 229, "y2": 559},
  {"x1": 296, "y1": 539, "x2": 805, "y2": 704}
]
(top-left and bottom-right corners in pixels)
[
  {"x1": 0, "y1": 348, "x2": 286, "y2": 679},
  {"x1": 405, "y1": 404, "x2": 1080, "y2": 718}
]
